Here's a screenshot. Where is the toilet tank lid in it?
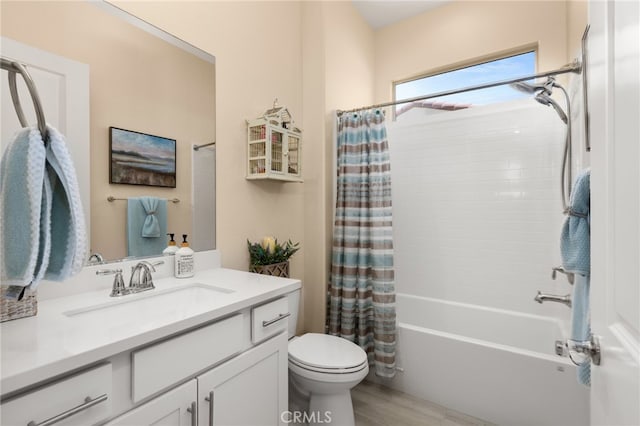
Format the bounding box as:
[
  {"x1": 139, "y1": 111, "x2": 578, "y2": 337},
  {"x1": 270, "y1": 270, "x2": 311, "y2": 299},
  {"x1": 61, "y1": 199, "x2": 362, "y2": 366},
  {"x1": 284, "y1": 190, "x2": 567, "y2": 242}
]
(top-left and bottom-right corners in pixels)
[{"x1": 289, "y1": 333, "x2": 368, "y2": 370}]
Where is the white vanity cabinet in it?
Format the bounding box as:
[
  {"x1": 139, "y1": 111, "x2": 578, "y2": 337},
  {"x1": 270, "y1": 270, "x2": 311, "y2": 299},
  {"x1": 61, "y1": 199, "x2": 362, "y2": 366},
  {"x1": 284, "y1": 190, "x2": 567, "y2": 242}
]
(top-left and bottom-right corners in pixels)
[
  {"x1": 105, "y1": 380, "x2": 197, "y2": 426},
  {"x1": 0, "y1": 265, "x2": 299, "y2": 426},
  {"x1": 104, "y1": 297, "x2": 290, "y2": 426}
]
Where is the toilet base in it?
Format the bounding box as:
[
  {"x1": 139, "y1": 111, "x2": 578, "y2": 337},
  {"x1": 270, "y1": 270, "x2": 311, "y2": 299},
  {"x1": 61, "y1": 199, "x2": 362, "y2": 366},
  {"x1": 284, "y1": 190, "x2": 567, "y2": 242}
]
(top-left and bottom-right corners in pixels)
[{"x1": 308, "y1": 390, "x2": 355, "y2": 426}]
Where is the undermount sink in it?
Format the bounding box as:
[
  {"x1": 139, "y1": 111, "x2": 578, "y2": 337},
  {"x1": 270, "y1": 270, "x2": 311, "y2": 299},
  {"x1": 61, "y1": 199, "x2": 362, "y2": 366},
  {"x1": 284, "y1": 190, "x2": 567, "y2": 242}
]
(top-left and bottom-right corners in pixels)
[{"x1": 64, "y1": 283, "x2": 235, "y2": 321}]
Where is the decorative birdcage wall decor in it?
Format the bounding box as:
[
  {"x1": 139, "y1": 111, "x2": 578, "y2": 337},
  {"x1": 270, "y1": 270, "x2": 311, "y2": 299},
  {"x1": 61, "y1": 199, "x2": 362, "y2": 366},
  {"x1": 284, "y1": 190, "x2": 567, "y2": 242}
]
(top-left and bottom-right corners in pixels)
[{"x1": 246, "y1": 99, "x2": 302, "y2": 182}]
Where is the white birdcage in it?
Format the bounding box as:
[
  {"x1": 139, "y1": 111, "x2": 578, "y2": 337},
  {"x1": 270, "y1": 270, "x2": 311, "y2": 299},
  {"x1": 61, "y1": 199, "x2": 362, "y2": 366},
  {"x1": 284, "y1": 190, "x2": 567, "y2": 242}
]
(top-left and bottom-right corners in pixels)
[{"x1": 246, "y1": 99, "x2": 302, "y2": 182}]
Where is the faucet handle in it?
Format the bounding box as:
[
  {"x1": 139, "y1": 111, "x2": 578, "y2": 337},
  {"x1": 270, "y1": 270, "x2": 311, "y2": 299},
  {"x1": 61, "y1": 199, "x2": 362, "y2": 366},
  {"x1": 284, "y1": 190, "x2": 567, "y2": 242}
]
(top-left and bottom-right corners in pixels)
[
  {"x1": 552, "y1": 266, "x2": 575, "y2": 285},
  {"x1": 96, "y1": 269, "x2": 128, "y2": 297}
]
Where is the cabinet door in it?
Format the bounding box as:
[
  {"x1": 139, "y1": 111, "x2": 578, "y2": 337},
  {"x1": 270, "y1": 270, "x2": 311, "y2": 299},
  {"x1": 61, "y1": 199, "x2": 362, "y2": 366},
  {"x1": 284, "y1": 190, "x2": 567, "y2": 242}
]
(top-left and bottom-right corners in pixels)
[
  {"x1": 198, "y1": 333, "x2": 288, "y2": 426},
  {"x1": 105, "y1": 380, "x2": 197, "y2": 426}
]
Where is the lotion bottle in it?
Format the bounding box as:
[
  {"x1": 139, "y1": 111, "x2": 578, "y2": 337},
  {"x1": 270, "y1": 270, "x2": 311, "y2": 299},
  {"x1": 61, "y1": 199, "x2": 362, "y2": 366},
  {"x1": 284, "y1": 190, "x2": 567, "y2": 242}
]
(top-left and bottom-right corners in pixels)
[
  {"x1": 163, "y1": 233, "x2": 179, "y2": 255},
  {"x1": 174, "y1": 234, "x2": 195, "y2": 278}
]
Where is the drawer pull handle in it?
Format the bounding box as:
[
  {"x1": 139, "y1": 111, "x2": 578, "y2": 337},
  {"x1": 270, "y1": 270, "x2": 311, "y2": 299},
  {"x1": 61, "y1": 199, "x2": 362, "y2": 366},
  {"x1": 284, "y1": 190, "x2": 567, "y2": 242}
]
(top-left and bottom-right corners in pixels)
[
  {"x1": 205, "y1": 391, "x2": 214, "y2": 426},
  {"x1": 186, "y1": 401, "x2": 197, "y2": 426},
  {"x1": 262, "y1": 312, "x2": 291, "y2": 327},
  {"x1": 27, "y1": 394, "x2": 108, "y2": 426}
]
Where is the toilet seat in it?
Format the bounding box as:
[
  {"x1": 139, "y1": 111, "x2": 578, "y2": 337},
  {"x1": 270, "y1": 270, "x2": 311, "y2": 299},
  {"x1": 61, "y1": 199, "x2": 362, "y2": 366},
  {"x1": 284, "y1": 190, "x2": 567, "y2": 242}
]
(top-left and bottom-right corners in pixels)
[{"x1": 288, "y1": 333, "x2": 368, "y2": 374}]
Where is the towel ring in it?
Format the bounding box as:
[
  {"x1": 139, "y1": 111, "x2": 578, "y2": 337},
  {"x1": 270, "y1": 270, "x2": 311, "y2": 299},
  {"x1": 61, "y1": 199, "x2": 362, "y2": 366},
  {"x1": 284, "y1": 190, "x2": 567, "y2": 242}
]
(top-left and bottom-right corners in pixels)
[{"x1": 1, "y1": 58, "x2": 49, "y2": 144}]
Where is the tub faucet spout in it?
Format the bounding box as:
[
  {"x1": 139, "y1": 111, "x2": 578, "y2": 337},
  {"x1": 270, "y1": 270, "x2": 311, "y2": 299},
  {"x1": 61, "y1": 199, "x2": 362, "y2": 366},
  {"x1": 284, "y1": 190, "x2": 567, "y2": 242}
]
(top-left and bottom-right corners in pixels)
[{"x1": 534, "y1": 291, "x2": 571, "y2": 308}]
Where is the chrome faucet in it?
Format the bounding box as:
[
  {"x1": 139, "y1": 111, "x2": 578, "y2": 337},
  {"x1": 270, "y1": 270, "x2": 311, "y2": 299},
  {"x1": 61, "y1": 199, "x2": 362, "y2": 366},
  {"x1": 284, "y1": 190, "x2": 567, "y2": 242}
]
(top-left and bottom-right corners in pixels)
[
  {"x1": 129, "y1": 261, "x2": 164, "y2": 292},
  {"x1": 97, "y1": 260, "x2": 164, "y2": 297},
  {"x1": 552, "y1": 266, "x2": 575, "y2": 285},
  {"x1": 534, "y1": 291, "x2": 572, "y2": 308}
]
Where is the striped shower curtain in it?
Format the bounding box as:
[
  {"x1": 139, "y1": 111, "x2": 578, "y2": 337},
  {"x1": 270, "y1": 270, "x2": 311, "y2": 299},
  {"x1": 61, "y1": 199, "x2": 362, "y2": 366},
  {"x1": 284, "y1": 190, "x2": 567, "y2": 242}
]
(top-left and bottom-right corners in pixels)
[{"x1": 329, "y1": 110, "x2": 396, "y2": 378}]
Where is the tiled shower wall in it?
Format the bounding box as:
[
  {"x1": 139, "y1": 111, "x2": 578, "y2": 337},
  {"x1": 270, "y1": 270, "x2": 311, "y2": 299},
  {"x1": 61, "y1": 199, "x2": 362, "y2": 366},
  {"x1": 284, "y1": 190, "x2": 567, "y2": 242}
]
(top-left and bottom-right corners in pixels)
[{"x1": 388, "y1": 100, "x2": 573, "y2": 319}]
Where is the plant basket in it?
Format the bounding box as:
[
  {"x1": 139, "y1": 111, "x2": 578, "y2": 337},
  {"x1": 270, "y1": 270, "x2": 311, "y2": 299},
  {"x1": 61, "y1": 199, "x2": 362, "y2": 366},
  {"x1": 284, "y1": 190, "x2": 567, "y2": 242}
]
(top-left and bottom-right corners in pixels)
[
  {"x1": 250, "y1": 261, "x2": 289, "y2": 278},
  {"x1": 1, "y1": 287, "x2": 37, "y2": 322}
]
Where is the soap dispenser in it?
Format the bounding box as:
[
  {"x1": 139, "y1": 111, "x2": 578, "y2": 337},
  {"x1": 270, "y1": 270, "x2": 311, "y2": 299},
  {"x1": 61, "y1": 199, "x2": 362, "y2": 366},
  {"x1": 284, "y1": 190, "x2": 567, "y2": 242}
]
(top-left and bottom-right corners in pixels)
[
  {"x1": 163, "y1": 233, "x2": 179, "y2": 255},
  {"x1": 174, "y1": 234, "x2": 195, "y2": 278}
]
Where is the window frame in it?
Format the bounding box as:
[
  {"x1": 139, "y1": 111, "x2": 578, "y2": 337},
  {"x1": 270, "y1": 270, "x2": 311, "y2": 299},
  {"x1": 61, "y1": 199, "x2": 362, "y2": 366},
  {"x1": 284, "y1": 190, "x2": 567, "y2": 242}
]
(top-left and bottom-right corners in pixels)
[{"x1": 392, "y1": 46, "x2": 538, "y2": 119}]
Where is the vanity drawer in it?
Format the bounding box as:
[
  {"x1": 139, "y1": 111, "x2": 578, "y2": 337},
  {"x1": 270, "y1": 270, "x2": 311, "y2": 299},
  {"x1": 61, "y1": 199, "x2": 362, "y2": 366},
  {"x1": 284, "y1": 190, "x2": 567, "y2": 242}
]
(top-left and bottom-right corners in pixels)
[
  {"x1": 252, "y1": 297, "x2": 289, "y2": 344},
  {"x1": 132, "y1": 314, "x2": 243, "y2": 402},
  {"x1": 1, "y1": 363, "x2": 112, "y2": 426}
]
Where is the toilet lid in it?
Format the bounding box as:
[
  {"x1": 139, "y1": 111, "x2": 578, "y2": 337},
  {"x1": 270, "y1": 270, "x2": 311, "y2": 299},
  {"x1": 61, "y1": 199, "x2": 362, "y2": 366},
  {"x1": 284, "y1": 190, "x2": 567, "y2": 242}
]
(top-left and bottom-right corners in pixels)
[{"x1": 288, "y1": 333, "x2": 368, "y2": 370}]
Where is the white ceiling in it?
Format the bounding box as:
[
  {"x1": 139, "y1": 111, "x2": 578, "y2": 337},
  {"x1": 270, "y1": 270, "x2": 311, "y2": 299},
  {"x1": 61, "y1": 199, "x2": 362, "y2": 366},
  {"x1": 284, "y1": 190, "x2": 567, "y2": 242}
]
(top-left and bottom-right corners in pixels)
[{"x1": 352, "y1": 0, "x2": 451, "y2": 30}]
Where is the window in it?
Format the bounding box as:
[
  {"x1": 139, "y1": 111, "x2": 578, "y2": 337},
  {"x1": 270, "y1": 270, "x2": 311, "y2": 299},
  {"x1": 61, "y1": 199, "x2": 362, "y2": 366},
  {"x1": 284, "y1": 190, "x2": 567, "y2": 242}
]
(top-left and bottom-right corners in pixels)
[{"x1": 394, "y1": 51, "x2": 536, "y2": 114}]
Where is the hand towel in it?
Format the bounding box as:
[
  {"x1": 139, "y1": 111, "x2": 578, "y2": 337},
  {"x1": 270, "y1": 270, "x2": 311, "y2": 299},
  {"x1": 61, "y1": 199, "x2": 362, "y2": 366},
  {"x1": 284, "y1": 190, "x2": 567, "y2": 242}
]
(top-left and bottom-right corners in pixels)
[
  {"x1": 0, "y1": 127, "x2": 51, "y2": 292},
  {"x1": 43, "y1": 125, "x2": 88, "y2": 281},
  {"x1": 1, "y1": 125, "x2": 87, "y2": 294},
  {"x1": 560, "y1": 168, "x2": 591, "y2": 387},
  {"x1": 127, "y1": 197, "x2": 167, "y2": 257},
  {"x1": 140, "y1": 197, "x2": 160, "y2": 237}
]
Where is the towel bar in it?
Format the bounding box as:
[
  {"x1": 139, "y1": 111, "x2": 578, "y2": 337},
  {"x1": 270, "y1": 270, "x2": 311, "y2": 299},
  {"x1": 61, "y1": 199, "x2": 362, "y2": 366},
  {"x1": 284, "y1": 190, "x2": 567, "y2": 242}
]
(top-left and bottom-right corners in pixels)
[{"x1": 107, "y1": 196, "x2": 179, "y2": 204}]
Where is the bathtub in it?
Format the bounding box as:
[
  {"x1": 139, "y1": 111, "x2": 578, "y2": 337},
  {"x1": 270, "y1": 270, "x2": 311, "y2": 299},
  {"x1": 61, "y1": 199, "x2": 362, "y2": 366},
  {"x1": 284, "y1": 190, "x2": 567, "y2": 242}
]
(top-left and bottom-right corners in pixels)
[{"x1": 387, "y1": 293, "x2": 590, "y2": 426}]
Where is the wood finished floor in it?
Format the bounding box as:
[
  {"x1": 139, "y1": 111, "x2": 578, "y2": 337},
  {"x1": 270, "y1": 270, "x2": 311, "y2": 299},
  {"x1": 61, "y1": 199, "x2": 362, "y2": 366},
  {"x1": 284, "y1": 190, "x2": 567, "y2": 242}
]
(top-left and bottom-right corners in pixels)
[{"x1": 352, "y1": 380, "x2": 495, "y2": 426}]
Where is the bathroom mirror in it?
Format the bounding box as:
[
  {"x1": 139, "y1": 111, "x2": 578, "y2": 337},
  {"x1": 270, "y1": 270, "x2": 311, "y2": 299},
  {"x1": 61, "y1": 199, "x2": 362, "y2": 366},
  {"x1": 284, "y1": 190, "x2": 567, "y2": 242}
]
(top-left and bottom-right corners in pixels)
[{"x1": 0, "y1": 1, "x2": 216, "y2": 263}]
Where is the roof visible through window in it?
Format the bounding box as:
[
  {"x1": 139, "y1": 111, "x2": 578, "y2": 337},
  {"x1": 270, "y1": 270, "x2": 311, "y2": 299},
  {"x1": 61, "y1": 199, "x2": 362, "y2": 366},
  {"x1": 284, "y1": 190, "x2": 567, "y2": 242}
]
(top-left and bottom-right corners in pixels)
[{"x1": 394, "y1": 51, "x2": 536, "y2": 114}]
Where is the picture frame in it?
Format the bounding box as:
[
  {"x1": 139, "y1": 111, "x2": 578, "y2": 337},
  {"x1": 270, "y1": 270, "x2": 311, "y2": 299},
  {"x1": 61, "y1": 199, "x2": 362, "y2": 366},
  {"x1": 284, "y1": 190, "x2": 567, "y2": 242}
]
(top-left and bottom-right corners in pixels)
[{"x1": 109, "y1": 127, "x2": 176, "y2": 188}]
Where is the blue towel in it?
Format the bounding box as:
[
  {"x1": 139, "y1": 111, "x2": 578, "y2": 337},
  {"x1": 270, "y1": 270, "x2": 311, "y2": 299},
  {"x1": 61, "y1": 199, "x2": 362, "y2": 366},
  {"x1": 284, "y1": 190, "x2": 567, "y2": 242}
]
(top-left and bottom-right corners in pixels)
[
  {"x1": 140, "y1": 197, "x2": 161, "y2": 237},
  {"x1": 1, "y1": 125, "x2": 86, "y2": 294},
  {"x1": 44, "y1": 126, "x2": 88, "y2": 281},
  {"x1": 127, "y1": 197, "x2": 167, "y2": 257},
  {"x1": 560, "y1": 169, "x2": 591, "y2": 387}
]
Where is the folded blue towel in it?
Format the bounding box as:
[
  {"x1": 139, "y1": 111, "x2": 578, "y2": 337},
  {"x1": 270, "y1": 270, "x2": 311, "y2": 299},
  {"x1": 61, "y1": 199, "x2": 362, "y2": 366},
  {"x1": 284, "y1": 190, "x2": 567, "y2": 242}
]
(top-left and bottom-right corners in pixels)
[
  {"x1": 127, "y1": 197, "x2": 167, "y2": 257},
  {"x1": 44, "y1": 125, "x2": 88, "y2": 281},
  {"x1": 561, "y1": 170, "x2": 590, "y2": 275},
  {"x1": 0, "y1": 125, "x2": 87, "y2": 293},
  {"x1": 561, "y1": 168, "x2": 591, "y2": 387},
  {"x1": 0, "y1": 128, "x2": 50, "y2": 288},
  {"x1": 140, "y1": 197, "x2": 161, "y2": 237}
]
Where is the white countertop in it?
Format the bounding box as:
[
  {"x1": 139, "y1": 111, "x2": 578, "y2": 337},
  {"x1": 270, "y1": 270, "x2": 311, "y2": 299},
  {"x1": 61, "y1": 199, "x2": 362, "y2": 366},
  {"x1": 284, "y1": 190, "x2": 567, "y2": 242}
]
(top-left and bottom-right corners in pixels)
[{"x1": 1, "y1": 266, "x2": 300, "y2": 396}]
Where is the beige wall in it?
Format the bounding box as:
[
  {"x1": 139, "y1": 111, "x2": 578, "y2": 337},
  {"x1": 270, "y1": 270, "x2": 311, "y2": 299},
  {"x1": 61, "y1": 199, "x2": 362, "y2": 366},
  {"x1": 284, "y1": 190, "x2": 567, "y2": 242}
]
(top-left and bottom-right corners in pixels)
[
  {"x1": 1, "y1": 1, "x2": 215, "y2": 260},
  {"x1": 374, "y1": 1, "x2": 570, "y2": 103}
]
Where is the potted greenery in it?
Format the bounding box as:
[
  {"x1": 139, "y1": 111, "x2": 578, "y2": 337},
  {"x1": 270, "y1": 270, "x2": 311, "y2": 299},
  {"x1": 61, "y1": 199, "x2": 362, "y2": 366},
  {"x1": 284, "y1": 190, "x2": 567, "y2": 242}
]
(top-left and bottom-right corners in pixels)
[{"x1": 247, "y1": 236, "x2": 300, "y2": 278}]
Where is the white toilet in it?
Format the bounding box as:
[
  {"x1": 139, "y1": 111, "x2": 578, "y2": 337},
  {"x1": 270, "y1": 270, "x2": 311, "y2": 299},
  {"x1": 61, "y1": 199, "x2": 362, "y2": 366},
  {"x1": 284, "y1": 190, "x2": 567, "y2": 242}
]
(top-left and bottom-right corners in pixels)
[{"x1": 286, "y1": 290, "x2": 369, "y2": 426}]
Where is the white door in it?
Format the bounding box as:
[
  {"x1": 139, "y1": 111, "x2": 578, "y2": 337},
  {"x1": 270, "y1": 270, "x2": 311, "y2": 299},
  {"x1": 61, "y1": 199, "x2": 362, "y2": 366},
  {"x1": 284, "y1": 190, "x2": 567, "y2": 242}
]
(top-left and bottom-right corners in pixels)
[
  {"x1": 105, "y1": 380, "x2": 197, "y2": 426},
  {"x1": 589, "y1": 1, "x2": 640, "y2": 425},
  {"x1": 1, "y1": 36, "x2": 91, "y2": 248}
]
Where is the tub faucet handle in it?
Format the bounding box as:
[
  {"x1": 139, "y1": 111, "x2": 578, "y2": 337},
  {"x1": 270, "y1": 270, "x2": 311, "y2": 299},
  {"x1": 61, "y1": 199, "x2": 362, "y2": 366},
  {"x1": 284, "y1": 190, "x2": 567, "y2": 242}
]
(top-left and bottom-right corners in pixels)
[{"x1": 552, "y1": 266, "x2": 575, "y2": 285}]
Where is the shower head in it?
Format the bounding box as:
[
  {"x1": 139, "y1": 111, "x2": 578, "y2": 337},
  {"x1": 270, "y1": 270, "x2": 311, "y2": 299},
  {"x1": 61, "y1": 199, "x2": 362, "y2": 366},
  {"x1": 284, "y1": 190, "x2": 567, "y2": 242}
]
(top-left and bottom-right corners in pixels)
[
  {"x1": 535, "y1": 92, "x2": 568, "y2": 124},
  {"x1": 510, "y1": 77, "x2": 556, "y2": 96},
  {"x1": 510, "y1": 80, "x2": 549, "y2": 94}
]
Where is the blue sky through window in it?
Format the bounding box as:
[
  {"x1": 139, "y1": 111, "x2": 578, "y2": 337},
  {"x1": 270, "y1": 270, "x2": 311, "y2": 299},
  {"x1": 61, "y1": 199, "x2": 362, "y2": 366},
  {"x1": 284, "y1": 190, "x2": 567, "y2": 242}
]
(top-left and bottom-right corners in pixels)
[{"x1": 395, "y1": 51, "x2": 536, "y2": 107}]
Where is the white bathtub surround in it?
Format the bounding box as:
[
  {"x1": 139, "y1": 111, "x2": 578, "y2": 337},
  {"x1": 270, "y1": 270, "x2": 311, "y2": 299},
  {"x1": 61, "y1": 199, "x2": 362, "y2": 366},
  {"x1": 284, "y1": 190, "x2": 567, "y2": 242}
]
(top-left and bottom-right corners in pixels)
[
  {"x1": 330, "y1": 110, "x2": 397, "y2": 378},
  {"x1": 388, "y1": 293, "x2": 589, "y2": 426},
  {"x1": 388, "y1": 100, "x2": 570, "y2": 318}
]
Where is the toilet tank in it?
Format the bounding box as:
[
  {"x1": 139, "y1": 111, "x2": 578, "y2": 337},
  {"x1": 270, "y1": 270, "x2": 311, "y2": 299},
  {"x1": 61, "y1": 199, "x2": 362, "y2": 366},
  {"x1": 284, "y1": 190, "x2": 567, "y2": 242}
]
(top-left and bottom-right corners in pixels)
[{"x1": 286, "y1": 289, "x2": 300, "y2": 339}]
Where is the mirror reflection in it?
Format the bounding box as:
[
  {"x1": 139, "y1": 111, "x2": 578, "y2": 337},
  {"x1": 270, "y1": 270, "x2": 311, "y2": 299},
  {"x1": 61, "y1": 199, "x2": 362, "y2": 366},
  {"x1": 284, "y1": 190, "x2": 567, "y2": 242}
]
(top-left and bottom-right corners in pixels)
[{"x1": 0, "y1": 1, "x2": 216, "y2": 263}]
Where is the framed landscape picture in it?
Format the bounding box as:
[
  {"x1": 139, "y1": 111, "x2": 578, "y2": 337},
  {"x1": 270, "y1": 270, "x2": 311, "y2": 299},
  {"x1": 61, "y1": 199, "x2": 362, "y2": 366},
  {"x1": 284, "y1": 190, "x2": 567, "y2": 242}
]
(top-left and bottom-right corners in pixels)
[{"x1": 109, "y1": 127, "x2": 176, "y2": 188}]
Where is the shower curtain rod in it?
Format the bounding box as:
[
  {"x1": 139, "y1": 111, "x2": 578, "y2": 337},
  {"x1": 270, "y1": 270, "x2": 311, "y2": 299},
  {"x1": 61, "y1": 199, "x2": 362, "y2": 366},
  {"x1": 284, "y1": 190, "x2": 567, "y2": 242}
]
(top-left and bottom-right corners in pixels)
[
  {"x1": 193, "y1": 141, "x2": 216, "y2": 151},
  {"x1": 336, "y1": 60, "x2": 582, "y2": 116}
]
